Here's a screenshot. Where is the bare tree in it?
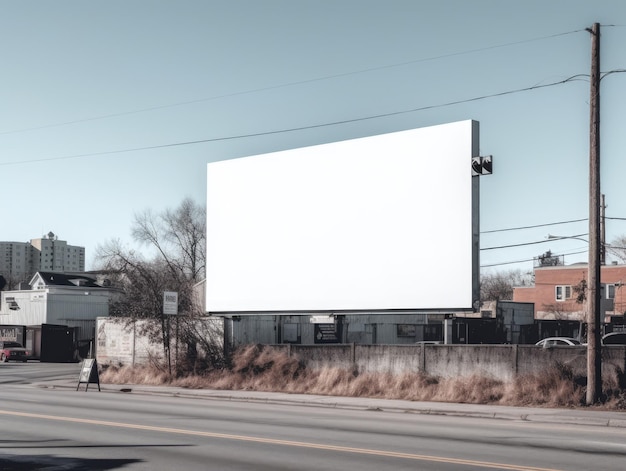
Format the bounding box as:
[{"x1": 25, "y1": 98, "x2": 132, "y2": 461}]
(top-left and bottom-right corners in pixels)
[
  {"x1": 480, "y1": 269, "x2": 532, "y2": 302},
  {"x1": 572, "y1": 279, "x2": 587, "y2": 304},
  {"x1": 132, "y1": 197, "x2": 206, "y2": 283},
  {"x1": 95, "y1": 198, "x2": 218, "y2": 375},
  {"x1": 0, "y1": 273, "x2": 27, "y2": 291},
  {"x1": 608, "y1": 235, "x2": 626, "y2": 263}
]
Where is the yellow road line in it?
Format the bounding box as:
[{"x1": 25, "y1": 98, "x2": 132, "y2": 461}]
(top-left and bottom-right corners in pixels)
[{"x1": 0, "y1": 409, "x2": 562, "y2": 471}]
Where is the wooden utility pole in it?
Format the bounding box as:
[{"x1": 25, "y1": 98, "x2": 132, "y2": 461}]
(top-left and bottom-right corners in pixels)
[{"x1": 587, "y1": 22, "x2": 602, "y2": 405}]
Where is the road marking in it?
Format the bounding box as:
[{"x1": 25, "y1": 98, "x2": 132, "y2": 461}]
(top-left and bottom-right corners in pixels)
[{"x1": 0, "y1": 409, "x2": 562, "y2": 471}]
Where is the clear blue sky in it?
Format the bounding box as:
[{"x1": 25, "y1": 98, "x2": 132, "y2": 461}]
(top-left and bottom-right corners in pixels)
[{"x1": 1, "y1": 1, "x2": 625, "y2": 274}]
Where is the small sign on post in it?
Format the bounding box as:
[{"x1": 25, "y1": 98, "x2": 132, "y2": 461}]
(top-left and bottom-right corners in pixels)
[
  {"x1": 77, "y1": 358, "x2": 101, "y2": 391},
  {"x1": 163, "y1": 291, "x2": 179, "y2": 315}
]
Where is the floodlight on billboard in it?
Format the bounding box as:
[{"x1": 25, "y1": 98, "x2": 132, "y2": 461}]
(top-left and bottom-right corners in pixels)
[{"x1": 471, "y1": 155, "x2": 493, "y2": 176}]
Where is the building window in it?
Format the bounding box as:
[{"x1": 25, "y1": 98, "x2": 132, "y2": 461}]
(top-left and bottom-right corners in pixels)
[
  {"x1": 397, "y1": 324, "x2": 416, "y2": 337},
  {"x1": 606, "y1": 284, "x2": 616, "y2": 300},
  {"x1": 555, "y1": 285, "x2": 572, "y2": 301}
]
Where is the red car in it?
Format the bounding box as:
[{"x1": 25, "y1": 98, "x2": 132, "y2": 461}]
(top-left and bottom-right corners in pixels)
[{"x1": 0, "y1": 341, "x2": 31, "y2": 362}]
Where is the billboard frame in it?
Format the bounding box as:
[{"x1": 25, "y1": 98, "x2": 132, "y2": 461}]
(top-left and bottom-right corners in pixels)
[{"x1": 206, "y1": 120, "x2": 480, "y2": 315}]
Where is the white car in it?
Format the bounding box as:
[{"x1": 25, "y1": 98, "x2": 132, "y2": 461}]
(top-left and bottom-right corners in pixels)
[{"x1": 535, "y1": 337, "x2": 582, "y2": 347}]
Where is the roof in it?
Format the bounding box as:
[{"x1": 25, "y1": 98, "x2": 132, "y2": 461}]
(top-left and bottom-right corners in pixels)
[{"x1": 30, "y1": 272, "x2": 102, "y2": 288}]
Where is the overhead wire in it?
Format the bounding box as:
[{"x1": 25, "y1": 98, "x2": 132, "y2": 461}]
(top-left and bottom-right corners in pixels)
[
  {"x1": 0, "y1": 74, "x2": 588, "y2": 167},
  {"x1": 1, "y1": 25, "x2": 620, "y2": 270},
  {"x1": 0, "y1": 28, "x2": 586, "y2": 137},
  {"x1": 480, "y1": 218, "x2": 588, "y2": 234},
  {"x1": 482, "y1": 215, "x2": 626, "y2": 266},
  {"x1": 480, "y1": 249, "x2": 588, "y2": 269},
  {"x1": 481, "y1": 233, "x2": 589, "y2": 251}
]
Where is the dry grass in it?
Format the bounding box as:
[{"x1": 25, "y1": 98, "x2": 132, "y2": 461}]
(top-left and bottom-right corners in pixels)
[
  {"x1": 500, "y1": 363, "x2": 585, "y2": 407},
  {"x1": 99, "y1": 345, "x2": 626, "y2": 409}
]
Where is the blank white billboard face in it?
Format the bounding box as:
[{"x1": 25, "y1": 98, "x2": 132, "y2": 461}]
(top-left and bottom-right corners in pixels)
[{"x1": 207, "y1": 120, "x2": 478, "y2": 312}]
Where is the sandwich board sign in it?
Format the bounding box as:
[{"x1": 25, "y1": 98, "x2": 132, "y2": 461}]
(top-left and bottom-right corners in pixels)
[{"x1": 77, "y1": 358, "x2": 100, "y2": 391}]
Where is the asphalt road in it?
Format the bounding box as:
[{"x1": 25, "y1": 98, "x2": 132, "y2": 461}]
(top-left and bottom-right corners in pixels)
[
  {"x1": 1, "y1": 362, "x2": 626, "y2": 470},
  {"x1": 0, "y1": 360, "x2": 81, "y2": 384}
]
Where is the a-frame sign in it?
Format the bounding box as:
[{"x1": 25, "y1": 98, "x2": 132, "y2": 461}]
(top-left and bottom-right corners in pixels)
[{"x1": 77, "y1": 358, "x2": 101, "y2": 391}]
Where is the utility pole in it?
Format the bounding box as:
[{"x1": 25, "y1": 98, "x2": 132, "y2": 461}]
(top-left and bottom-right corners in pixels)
[{"x1": 587, "y1": 22, "x2": 602, "y2": 406}]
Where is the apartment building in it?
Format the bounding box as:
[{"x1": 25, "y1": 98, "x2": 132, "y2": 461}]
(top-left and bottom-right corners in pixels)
[
  {"x1": 0, "y1": 241, "x2": 30, "y2": 287},
  {"x1": 0, "y1": 232, "x2": 85, "y2": 288}
]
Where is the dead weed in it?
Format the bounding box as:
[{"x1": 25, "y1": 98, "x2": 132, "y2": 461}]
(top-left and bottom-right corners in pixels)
[{"x1": 99, "y1": 346, "x2": 626, "y2": 409}]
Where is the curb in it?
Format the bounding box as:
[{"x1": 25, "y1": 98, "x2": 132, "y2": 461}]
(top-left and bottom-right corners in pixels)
[{"x1": 37, "y1": 381, "x2": 626, "y2": 429}]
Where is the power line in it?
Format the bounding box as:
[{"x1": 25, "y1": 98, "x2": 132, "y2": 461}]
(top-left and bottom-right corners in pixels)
[
  {"x1": 480, "y1": 249, "x2": 587, "y2": 269},
  {"x1": 601, "y1": 69, "x2": 626, "y2": 79},
  {"x1": 480, "y1": 215, "x2": 626, "y2": 236},
  {"x1": 0, "y1": 29, "x2": 585, "y2": 137},
  {"x1": 481, "y1": 233, "x2": 588, "y2": 251},
  {"x1": 481, "y1": 218, "x2": 587, "y2": 234},
  {"x1": 0, "y1": 74, "x2": 587, "y2": 167},
  {"x1": 481, "y1": 230, "x2": 626, "y2": 267}
]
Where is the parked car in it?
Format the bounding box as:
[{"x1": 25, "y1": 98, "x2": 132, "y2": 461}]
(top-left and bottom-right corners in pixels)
[
  {"x1": 602, "y1": 332, "x2": 626, "y2": 345},
  {"x1": 535, "y1": 337, "x2": 582, "y2": 347},
  {"x1": 0, "y1": 341, "x2": 31, "y2": 362}
]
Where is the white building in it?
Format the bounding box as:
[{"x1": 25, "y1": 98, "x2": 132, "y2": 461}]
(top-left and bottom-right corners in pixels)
[
  {"x1": 0, "y1": 271, "x2": 120, "y2": 342},
  {"x1": 0, "y1": 232, "x2": 85, "y2": 288}
]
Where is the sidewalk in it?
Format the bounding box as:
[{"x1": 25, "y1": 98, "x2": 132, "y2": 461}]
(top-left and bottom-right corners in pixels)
[{"x1": 39, "y1": 378, "x2": 626, "y2": 429}]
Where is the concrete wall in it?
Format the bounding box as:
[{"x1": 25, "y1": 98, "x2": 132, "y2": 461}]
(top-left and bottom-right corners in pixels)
[
  {"x1": 354, "y1": 345, "x2": 423, "y2": 375},
  {"x1": 95, "y1": 317, "x2": 626, "y2": 383},
  {"x1": 286, "y1": 344, "x2": 626, "y2": 382},
  {"x1": 423, "y1": 345, "x2": 515, "y2": 380},
  {"x1": 97, "y1": 317, "x2": 225, "y2": 366},
  {"x1": 514, "y1": 344, "x2": 626, "y2": 380},
  {"x1": 96, "y1": 318, "x2": 166, "y2": 366},
  {"x1": 287, "y1": 344, "x2": 355, "y2": 371}
]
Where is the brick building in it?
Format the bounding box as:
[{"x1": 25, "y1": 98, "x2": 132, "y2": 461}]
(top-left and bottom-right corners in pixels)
[{"x1": 513, "y1": 263, "x2": 626, "y2": 322}]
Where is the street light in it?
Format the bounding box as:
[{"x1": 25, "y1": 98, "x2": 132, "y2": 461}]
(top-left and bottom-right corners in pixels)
[
  {"x1": 546, "y1": 234, "x2": 589, "y2": 244},
  {"x1": 546, "y1": 234, "x2": 609, "y2": 264}
]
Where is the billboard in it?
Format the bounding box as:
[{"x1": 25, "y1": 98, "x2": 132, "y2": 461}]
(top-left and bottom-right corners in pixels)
[{"x1": 206, "y1": 120, "x2": 479, "y2": 313}]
